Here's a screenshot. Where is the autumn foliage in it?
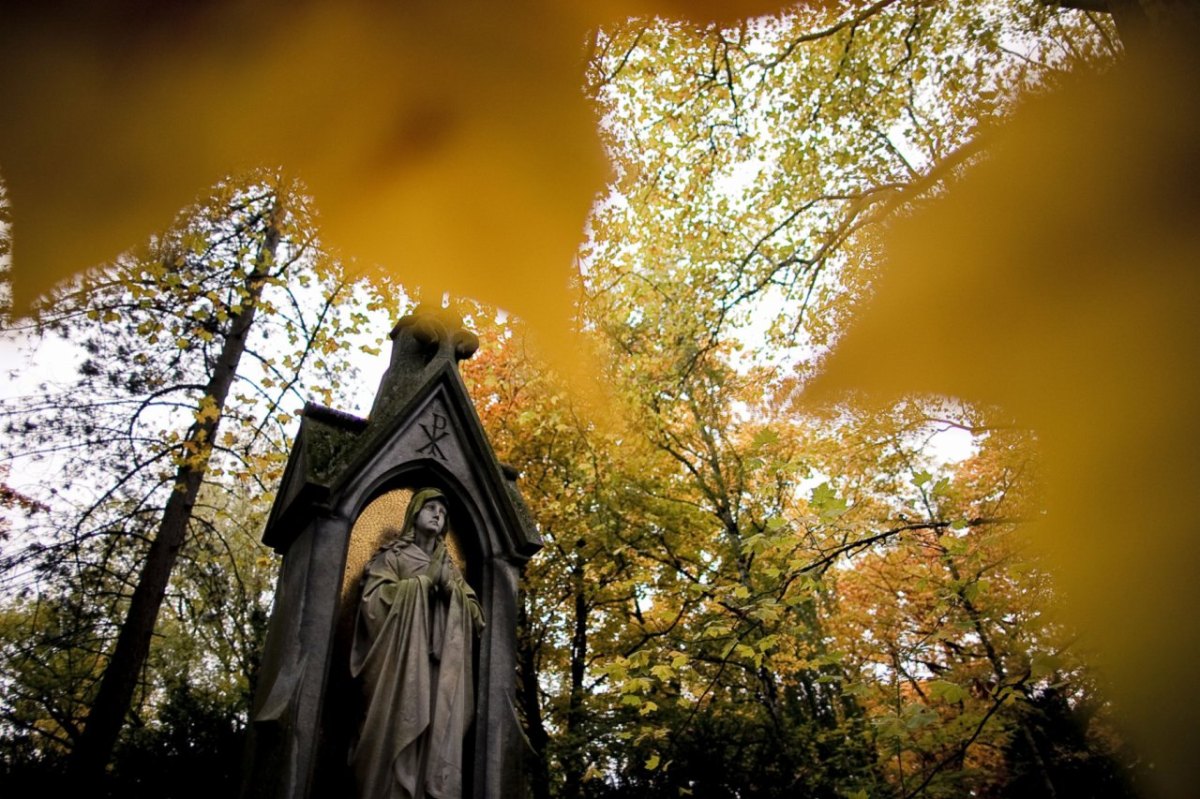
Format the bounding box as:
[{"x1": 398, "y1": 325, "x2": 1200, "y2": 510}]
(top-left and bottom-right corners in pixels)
[{"x1": 2, "y1": 0, "x2": 1189, "y2": 797}]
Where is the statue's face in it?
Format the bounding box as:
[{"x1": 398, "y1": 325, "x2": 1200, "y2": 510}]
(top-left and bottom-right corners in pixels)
[{"x1": 414, "y1": 498, "x2": 447, "y2": 537}]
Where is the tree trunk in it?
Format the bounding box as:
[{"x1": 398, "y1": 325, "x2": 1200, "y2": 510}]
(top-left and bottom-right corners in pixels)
[
  {"x1": 69, "y1": 197, "x2": 283, "y2": 782},
  {"x1": 516, "y1": 597, "x2": 552, "y2": 799},
  {"x1": 944, "y1": 555, "x2": 1058, "y2": 799},
  {"x1": 561, "y1": 561, "x2": 589, "y2": 799}
]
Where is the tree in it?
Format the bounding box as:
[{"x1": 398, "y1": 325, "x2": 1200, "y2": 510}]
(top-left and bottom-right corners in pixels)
[
  {"x1": 462, "y1": 315, "x2": 1135, "y2": 796},
  {"x1": 584, "y1": 0, "x2": 1119, "y2": 364},
  {"x1": 454, "y1": 3, "x2": 1135, "y2": 796},
  {"x1": 0, "y1": 489, "x2": 280, "y2": 796},
  {"x1": 0, "y1": 170, "x2": 369, "y2": 782}
]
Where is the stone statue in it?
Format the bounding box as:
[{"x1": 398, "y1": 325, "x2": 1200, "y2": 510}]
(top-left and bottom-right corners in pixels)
[{"x1": 349, "y1": 488, "x2": 485, "y2": 799}]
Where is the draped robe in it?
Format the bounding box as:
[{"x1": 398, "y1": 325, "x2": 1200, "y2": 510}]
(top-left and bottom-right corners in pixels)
[{"x1": 350, "y1": 532, "x2": 480, "y2": 799}]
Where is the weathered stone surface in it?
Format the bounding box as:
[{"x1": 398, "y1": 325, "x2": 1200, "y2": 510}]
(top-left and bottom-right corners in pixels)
[
  {"x1": 349, "y1": 488, "x2": 481, "y2": 799},
  {"x1": 242, "y1": 306, "x2": 541, "y2": 799}
]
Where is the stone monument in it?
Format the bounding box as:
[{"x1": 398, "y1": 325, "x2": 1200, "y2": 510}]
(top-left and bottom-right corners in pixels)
[{"x1": 241, "y1": 305, "x2": 542, "y2": 799}]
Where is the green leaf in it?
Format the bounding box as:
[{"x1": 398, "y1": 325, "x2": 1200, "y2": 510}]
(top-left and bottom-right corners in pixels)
[
  {"x1": 929, "y1": 679, "x2": 969, "y2": 704},
  {"x1": 810, "y1": 482, "x2": 848, "y2": 522},
  {"x1": 650, "y1": 664, "x2": 675, "y2": 681}
]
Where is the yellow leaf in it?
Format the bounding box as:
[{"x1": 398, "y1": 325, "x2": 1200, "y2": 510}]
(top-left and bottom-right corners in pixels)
[{"x1": 0, "y1": 0, "x2": 801, "y2": 371}]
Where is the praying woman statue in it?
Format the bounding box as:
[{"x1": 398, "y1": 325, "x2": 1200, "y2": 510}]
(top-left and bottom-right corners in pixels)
[{"x1": 350, "y1": 488, "x2": 485, "y2": 799}]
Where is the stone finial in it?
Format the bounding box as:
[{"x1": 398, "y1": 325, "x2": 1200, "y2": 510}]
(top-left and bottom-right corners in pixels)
[
  {"x1": 399, "y1": 304, "x2": 480, "y2": 363},
  {"x1": 369, "y1": 305, "x2": 479, "y2": 420}
]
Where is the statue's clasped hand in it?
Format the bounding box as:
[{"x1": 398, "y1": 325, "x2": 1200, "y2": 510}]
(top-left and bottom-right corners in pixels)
[{"x1": 425, "y1": 551, "x2": 451, "y2": 597}]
